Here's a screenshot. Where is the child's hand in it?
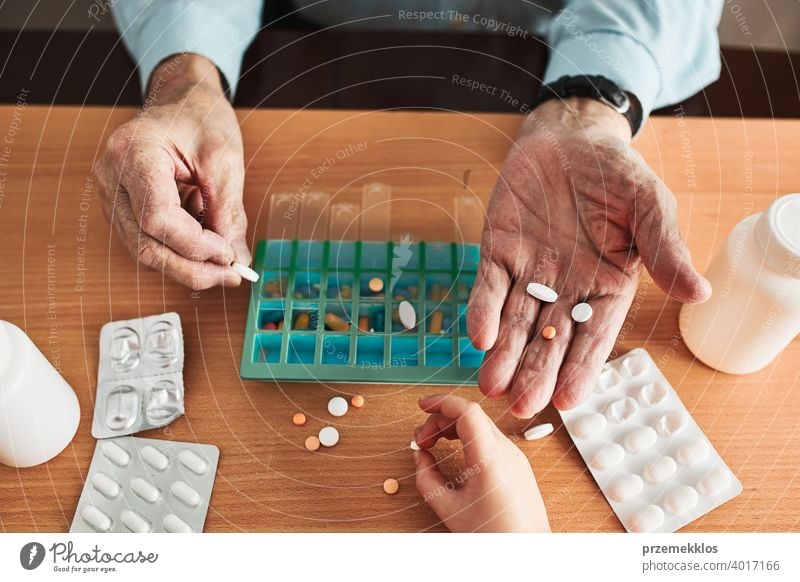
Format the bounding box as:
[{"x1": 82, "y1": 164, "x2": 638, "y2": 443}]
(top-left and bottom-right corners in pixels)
[{"x1": 413, "y1": 394, "x2": 550, "y2": 532}]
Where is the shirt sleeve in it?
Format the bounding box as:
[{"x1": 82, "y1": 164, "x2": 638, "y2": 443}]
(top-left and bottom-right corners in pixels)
[
  {"x1": 544, "y1": 0, "x2": 723, "y2": 126},
  {"x1": 112, "y1": 0, "x2": 263, "y2": 97}
]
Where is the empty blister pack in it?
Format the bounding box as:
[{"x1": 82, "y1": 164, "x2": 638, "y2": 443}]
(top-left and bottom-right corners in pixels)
[
  {"x1": 559, "y1": 348, "x2": 742, "y2": 533},
  {"x1": 70, "y1": 436, "x2": 219, "y2": 533},
  {"x1": 92, "y1": 313, "x2": 185, "y2": 438}
]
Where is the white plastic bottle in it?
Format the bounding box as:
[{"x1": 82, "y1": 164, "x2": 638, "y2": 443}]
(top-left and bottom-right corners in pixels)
[
  {"x1": 0, "y1": 320, "x2": 80, "y2": 467},
  {"x1": 680, "y1": 194, "x2": 800, "y2": 374}
]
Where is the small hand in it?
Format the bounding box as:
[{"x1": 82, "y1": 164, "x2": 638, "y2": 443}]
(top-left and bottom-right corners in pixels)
[
  {"x1": 95, "y1": 54, "x2": 250, "y2": 289},
  {"x1": 413, "y1": 394, "x2": 550, "y2": 532},
  {"x1": 468, "y1": 98, "x2": 711, "y2": 418}
]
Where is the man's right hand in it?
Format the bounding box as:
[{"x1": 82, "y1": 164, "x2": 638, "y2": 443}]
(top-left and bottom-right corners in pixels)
[{"x1": 95, "y1": 54, "x2": 251, "y2": 290}]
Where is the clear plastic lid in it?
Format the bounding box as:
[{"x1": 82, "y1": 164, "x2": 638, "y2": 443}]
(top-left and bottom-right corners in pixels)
[{"x1": 754, "y1": 194, "x2": 800, "y2": 278}]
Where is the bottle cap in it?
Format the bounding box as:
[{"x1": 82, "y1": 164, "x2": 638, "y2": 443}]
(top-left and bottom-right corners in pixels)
[{"x1": 754, "y1": 194, "x2": 800, "y2": 279}]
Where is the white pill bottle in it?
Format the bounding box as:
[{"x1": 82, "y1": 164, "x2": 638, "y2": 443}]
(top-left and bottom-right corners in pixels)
[
  {"x1": 680, "y1": 194, "x2": 800, "y2": 374},
  {"x1": 0, "y1": 320, "x2": 80, "y2": 467}
]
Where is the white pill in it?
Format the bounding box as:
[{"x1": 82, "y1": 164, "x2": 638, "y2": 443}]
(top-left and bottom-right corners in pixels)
[
  {"x1": 572, "y1": 413, "x2": 607, "y2": 439},
  {"x1": 91, "y1": 472, "x2": 121, "y2": 499},
  {"x1": 623, "y1": 426, "x2": 658, "y2": 453},
  {"x1": 630, "y1": 504, "x2": 665, "y2": 533},
  {"x1": 398, "y1": 300, "x2": 417, "y2": 330},
  {"x1": 526, "y1": 282, "x2": 558, "y2": 303},
  {"x1": 232, "y1": 262, "x2": 259, "y2": 282},
  {"x1": 605, "y1": 397, "x2": 639, "y2": 423},
  {"x1": 608, "y1": 474, "x2": 644, "y2": 502},
  {"x1": 675, "y1": 439, "x2": 710, "y2": 466},
  {"x1": 100, "y1": 440, "x2": 130, "y2": 467},
  {"x1": 171, "y1": 480, "x2": 202, "y2": 508},
  {"x1": 570, "y1": 302, "x2": 593, "y2": 323},
  {"x1": 163, "y1": 513, "x2": 193, "y2": 533},
  {"x1": 121, "y1": 510, "x2": 151, "y2": 533},
  {"x1": 654, "y1": 410, "x2": 689, "y2": 437},
  {"x1": 131, "y1": 477, "x2": 160, "y2": 504},
  {"x1": 141, "y1": 444, "x2": 169, "y2": 471},
  {"x1": 178, "y1": 449, "x2": 209, "y2": 475},
  {"x1": 621, "y1": 351, "x2": 649, "y2": 377},
  {"x1": 642, "y1": 456, "x2": 678, "y2": 484},
  {"x1": 410, "y1": 440, "x2": 420, "y2": 451},
  {"x1": 319, "y1": 426, "x2": 340, "y2": 447},
  {"x1": 638, "y1": 382, "x2": 669, "y2": 407},
  {"x1": 327, "y1": 396, "x2": 349, "y2": 417},
  {"x1": 589, "y1": 443, "x2": 625, "y2": 471},
  {"x1": 81, "y1": 505, "x2": 112, "y2": 532},
  {"x1": 662, "y1": 485, "x2": 699, "y2": 515},
  {"x1": 523, "y1": 423, "x2": 554, "y2": 441},
  {"x1": 697, "y1": 467, "x2": 732, "y2": 497},
  {"x1": 596, "y1": 367, "x2": 622, "y2": 392}
]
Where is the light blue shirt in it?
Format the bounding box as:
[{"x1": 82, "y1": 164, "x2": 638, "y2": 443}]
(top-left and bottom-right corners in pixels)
[{"x1": 113, "y1": 0, "x2": 722, "y2": 123}]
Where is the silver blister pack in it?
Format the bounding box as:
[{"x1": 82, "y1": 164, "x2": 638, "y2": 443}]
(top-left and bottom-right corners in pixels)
[
  {"x1": 70, "y1": 436, "x2": 219, "y2": 533},
  {"x1": 92, "y1": 312, "x2": 185, "y2": 438}
]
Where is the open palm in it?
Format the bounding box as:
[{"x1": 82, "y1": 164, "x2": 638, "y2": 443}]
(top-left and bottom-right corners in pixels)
[{"x1": 468, "y1": 119, "x2": 710, "y2": 419}]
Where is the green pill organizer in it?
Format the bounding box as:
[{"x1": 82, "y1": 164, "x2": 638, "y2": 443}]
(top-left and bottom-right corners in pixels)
[{"x1": 239, "y1": 239, "x2": 485, "y2": 384}]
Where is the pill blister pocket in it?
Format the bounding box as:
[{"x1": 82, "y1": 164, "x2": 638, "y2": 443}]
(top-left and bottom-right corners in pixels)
[
  {"x1": 92, "y1": 313, "x2": 185, "y2": 438},
  {"x1": 70, "y1": 436, "x2": 219, "y2": 533},
  {"x1": 559, "y1": 348, "x2": 742, "y2": 533}
]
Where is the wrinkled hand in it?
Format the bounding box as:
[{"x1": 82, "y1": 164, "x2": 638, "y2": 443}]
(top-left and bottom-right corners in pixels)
[
  {"x1": 469, "y1": 98, "x2": 711, "y2": 418},
  {"x1": 95, "y1": 54, "x2": 250, "y2": 289},
  {"x1": 413, "y1": 394, "x2": 550, "y2": 532}
]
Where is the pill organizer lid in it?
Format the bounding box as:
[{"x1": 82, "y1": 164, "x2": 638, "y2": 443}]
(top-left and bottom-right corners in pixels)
[
  {"x1": 0, "y1": 321, "x2": 28, "y2": 392},
  {"x1": 754, "y1": 193, "x2": 800, "y2": 278}
]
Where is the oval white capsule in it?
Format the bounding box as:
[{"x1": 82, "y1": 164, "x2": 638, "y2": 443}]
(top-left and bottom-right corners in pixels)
[
  {"x1": 675, "y1": 439, "x2": 710, "y2": 466},
  {"x1": 630, "y1": 505, "x2": 664, "y2": 533},
  {"x1": 163, "y1": 513, "x2": 193, "y2": 533},
  {"x1": 662, "y1": 485, "x2": 699, "y2": 515},
  {"x1": 572, "y1": 413, "x2": 607, "y2": 439},
  {"x1": 523, "y1": 423, "x2": 554, "y2": 441},
  {"x1": 642, "y1": 456, "x2": 678, "y2": 484},
  {"x1": 171, "y1": 480, "x2": 201, "y2": 508},
  {"x1": 141, "y1": 445, "x2": 169, "y2": 471},
  {"x1": 91, "y1": 472, "x2": 120, "y2": 499},
  {"x1": 623, "y1": 426, "x2": 658, "y2": 454},
  {"x1": 525, "y1": 282, "x2": 558, "y2": 302},
  {"x1": 178, "y1": 449, "x2": 208, "y2": 475},
  {"x1": 131, "y1": 477, "x2": 160, "y2": 504},
  {"x1": 100, "y1": 440, "x2": 130, "y2": 467},
  {"x1": 608, "y1": 474, "x2": 644, "y2": 502},
  {"x1": 81, "y1": 505, "x2": 112, "y2": 532},
  {"x1": 121, "y1": 510, "x2": 150, "y2": 533},
  {"x1": 697, "y1": 467, "x2": 732, "y2": 497},
  {"x1": 589, "y1": 443, "x2": 625, "y2": 471}
]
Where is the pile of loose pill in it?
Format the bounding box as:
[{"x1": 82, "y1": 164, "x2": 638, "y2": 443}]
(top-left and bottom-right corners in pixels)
[{"x1": 292, "y1": 394, "x2": 401, "y2": 495}]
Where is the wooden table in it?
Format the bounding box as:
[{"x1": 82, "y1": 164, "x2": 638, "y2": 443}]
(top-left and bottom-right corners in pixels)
[{"x1": 0, "y1": 105, "x2": 798, "y2": 533}]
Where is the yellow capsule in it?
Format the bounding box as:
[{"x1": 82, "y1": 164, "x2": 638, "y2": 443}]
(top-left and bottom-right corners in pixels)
[{"x1": 294, "y1": 313, "x2": 310, "y2": 330}]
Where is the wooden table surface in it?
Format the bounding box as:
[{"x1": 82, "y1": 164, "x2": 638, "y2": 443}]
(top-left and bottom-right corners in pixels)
[{"x1": 0, "y1": 105, "x2": 798, "y2": 533}]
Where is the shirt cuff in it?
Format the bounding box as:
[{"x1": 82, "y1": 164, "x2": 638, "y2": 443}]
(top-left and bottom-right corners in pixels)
[
  {"x1": 132, "y1": 5, "x2": 249, "y2": 98},
  {"x1": 544, "y1": 31, "x2": 661, "y2": 128}
]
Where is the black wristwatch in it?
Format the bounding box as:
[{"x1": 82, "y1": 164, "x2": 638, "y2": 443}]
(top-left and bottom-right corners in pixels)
[{"x1": 534, "y1": 75, "x2": 643, "y2": 135}]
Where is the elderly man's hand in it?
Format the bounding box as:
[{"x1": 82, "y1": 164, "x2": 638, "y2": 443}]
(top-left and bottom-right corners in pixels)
[
  {"x1": 468, "y1": 97, "x2": 711, "y2": 418},
  {"x1": 95, "y1": 54, "x2": 249, "y2": 290}
]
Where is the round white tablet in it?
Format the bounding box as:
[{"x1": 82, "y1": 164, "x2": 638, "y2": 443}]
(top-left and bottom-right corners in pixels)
[
  {"x1": 571, "y1": 302, "x2": 593, "y2": 323},
  {"x1": 319, "y1": 426, "x2": 340, "y2": 447},
  {"x1": 623, "y1": 426, "x2": 658, "y2": 453},
  {"x1": 572, "y1": 412, "x2": 607, "y2": 439},
  {"x1": 697, "y1": 467, "x2": 732, "y2": 497},
  {"x1": 589, "y1": 443, "x2": 625, "y2": 471},
  {"x1": 525, "y1": 282, "x2": 558, "y2": 303},
  {"x1": 523, "y1": 423, "x2": 554, "y2": 441},
  {"x1": 642, "y1": 456, "x2": 678, "y2": 484},
  {"x1": 232, "y1": 262, "x2": 259, "y2": 282},
  {"x1": 398, "y1": 300, "x2": 417, "y2": 330},
  {"x1": 675, "y1": 438, "x2": 710, "y2": 466},
  {"x1": 328, "y1": 396, "x2": 349, "y2": 417},
  {"x1": 608, "y1": 474, "x2": 644, "y2": 502}
]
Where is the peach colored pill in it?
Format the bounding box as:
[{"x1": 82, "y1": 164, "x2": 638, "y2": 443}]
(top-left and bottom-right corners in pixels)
[
  {"x1": 293, "y1": 412, "x2": 307, "y2": 426},
  {"x1": 383, "y1": 478, "x2": 399, "y2": 495},
  {"x1": 305, "y1": 436, "x2": 320, "y2": 451},
  {"x1": 542, "y1": 326, "x2": 557, "y2": 339},
  {"x1": 369, "y1": 277, "x2": 384, "y2": 293},
  {"x1": 351, "y1": 395, "x2": 365, "y2": 408}
]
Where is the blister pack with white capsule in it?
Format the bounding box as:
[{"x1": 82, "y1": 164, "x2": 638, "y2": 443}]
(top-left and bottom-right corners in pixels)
[
  {"x1": 92, "y1": 312, "x2": 185, "y2": 438},
  {"x1": 70, "y1": 436, "x2": 219, "y2": 533},
  {"x1": 559, "y1": 348, "x2": 742, "y2": 533}
]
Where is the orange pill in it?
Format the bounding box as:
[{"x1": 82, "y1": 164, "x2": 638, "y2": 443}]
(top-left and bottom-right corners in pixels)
[
  {"x1": 368, "y1": 277, "x2": 384, "y2": 293},
  {"x1": 351, "y1": 395, "x2": 365, "y2": 408},
  {"x1": 292, "y1": 412, "x2": 307, "y2": 426},
  {"x1": 542, "y1": 326, "x2": 557, "y2": 340},
  {"x1": 305, "y1": 436, "x2": 320, "y2": 451},
  {"x1": 383, "y1": 478, "x2": 399, "y2": 495}
]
